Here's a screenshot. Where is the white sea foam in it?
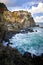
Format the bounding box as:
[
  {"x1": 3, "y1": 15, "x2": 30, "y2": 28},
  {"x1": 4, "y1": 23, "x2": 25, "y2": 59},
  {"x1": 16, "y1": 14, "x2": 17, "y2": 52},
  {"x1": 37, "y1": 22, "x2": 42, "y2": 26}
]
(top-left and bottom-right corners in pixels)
[{"x1": 3, "y1": 27, "x2": 43, "y2": 56}]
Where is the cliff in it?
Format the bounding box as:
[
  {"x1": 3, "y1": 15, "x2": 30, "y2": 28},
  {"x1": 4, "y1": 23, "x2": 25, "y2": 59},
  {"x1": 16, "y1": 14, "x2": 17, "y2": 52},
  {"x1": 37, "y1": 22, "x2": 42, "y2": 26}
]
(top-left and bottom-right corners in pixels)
[
  {"x1": 0, "y1": 3, "x2": 35, "y2": 32},
  {"x1": 3, "y1": 10, "x2": 35, "y2": 30},
  {"x1": 0, "y1": 3, "x2": 36, "y2": 42},
  {"x1": 0, "y1": 3, "x2": 43, "y2": 65}
]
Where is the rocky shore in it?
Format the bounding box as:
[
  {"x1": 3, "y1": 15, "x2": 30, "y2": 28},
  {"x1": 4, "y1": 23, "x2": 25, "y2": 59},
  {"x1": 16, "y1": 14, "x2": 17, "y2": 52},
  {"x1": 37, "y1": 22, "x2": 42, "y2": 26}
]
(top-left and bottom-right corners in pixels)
[
  {"x1": 0, "y1": 43, "x2": 43, "y2": 65},
  {"x1": 0, "y1": 24, "x2": 43, "y2": 65},
  {"x1": 0, "y1": 26, "x2": 43, "y2": 65}
]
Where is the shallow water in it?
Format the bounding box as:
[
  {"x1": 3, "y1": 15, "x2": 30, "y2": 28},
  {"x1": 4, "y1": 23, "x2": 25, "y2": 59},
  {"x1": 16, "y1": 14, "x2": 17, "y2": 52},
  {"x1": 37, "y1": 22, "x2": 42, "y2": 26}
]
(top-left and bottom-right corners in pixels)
[{"x1": 3, "y1": 27, "x2": 43, "y2": 56}]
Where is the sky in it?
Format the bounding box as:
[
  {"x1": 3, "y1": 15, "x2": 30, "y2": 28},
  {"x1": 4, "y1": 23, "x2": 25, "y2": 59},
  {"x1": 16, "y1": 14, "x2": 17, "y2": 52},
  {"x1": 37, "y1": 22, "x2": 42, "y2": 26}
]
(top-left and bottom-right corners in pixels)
[{"x1": 0, "y1": 0, "x2": 43, "y2": 22}]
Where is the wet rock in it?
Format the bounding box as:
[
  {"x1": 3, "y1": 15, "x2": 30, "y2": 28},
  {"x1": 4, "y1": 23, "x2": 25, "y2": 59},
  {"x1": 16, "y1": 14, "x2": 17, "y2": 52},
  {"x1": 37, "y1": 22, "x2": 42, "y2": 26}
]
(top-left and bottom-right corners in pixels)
[
  {"x1": 20, "y1": 28, "x2": 34, "y2": 33},
  {"x1": 27, "y1": 28, "x2": 34, "y2": 32},
  {"x1": 23, "y1": 52, "x2": 43, "y2": 65},
  {"x1": 35, "y1": 25, "x2": 39, "y2": 27},
  {"x1": 35, "y1": 30, "x2": 37, "y2": 32},
  {"x1": 23, "y1": 52, "x2": 31, "y2": 58},
  {"x1": 23, "y1": 52, "x2": 33, "y2": 63}
]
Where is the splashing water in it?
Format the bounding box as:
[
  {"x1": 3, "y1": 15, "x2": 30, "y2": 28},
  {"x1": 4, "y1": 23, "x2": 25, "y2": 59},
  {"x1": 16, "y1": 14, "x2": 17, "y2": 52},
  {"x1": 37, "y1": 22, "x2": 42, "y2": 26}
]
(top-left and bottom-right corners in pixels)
[{"x1": 3, "y1": 27, "x2": 43, "y2": 56}]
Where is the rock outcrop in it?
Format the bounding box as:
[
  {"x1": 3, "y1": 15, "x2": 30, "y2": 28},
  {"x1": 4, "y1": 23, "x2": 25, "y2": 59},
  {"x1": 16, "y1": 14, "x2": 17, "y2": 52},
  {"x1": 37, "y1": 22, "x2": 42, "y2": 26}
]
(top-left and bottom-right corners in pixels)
[
  {"x1": 0, "y1": 43, "x2": 43, "y2": 65},
  {"x1": 0, "y1": 3, "x2": 36, "y2": 43},
  {"x1": 3, "y1": 10, "x2": 35, "y2": 30},
  {"x1": 0, "y1": 3, "x2": 35, "y2": 32}
]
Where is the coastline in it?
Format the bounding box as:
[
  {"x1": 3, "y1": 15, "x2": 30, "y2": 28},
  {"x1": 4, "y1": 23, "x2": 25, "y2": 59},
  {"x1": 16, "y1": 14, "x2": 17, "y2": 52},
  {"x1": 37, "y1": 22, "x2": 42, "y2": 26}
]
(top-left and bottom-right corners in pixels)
[
  {"x1": 0, "y1": 25, "x2": 43, "y2": 65},
  {"x1": 0, "y1": 2, "x2": 43, "y2": 65},
  {"x1": 0, "y1": 43, "x2": 43, "y2": 65}
]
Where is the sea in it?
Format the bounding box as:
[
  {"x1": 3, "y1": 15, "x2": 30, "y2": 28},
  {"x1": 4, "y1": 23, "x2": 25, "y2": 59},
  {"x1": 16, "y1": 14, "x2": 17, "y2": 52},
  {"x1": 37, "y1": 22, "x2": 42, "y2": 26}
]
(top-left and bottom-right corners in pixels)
[{"x1": 3, "y1": 22, "x2": 43, "y2": 56}]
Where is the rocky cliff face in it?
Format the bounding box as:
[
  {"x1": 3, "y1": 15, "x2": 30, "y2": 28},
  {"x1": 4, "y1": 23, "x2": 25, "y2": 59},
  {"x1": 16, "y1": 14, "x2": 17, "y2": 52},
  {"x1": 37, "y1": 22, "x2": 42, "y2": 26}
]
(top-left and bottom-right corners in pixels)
[
  {"x1": 3, "y1": 10, "x2": 35, "y2": 30},
  {"x1": 0, "y1": 3, "x2": 35, "y2": 31}
]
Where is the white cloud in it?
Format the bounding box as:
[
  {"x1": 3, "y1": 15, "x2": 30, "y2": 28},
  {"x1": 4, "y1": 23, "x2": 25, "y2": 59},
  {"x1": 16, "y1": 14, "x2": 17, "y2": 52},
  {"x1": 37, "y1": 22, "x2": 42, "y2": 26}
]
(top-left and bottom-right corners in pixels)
[
  {"x1": 29, "y1": 2, "x2": 43, "y2": 22},
  {"x1": 22, "y1": 1, "x2": 38, "y2": 8},
  {"x1": 29, "y1": 2, "x2": 43, "y2": 14},
  {"x1": 8, "y1": 1, "x2": 38, "y2": 11},
  {"x1": 34, "y1": 16, "x2": 43, "y2": 22},
  {"x1": 0, "y1": 0, "x2": 16, "y2": 7},
  {"x1": 0, "y1": 0, "x2": 43, "y2": 23},
  {"x1": 0, "y1": 0, "x2": 8, "y2": 4}
]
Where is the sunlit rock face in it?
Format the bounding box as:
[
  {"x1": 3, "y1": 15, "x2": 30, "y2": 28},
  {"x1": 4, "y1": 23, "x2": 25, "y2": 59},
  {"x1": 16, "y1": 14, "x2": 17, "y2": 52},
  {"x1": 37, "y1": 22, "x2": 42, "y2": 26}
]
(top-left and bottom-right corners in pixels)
[
  {"x1": 0, "y1": 3, "x2": 35, "y2": 31},
  {"x1": 3, "y1": 10, "x2": 35, "y2": 29}
]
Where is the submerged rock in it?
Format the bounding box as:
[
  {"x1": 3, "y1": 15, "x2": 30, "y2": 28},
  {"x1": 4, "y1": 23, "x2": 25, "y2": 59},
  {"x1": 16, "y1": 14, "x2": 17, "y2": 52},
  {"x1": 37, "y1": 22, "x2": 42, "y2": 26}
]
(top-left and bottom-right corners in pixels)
[{"x1": 35, "y1": 30, "x2": 37, "y2": 32}]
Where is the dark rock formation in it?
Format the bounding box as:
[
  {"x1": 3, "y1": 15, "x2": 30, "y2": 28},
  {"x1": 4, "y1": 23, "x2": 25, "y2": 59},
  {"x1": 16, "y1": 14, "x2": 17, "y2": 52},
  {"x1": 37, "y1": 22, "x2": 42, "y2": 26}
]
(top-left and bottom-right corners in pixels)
[
  {"x1": 23, "y1": 52, "x2": 33, "y2": 63},
  {"x1": 25, "y1": 28, "x2": 34, "y2": 32},
  {"x1": 0, "y1": 45, "x2": 43, "y2": 65},
  {"x1": 35, "y1": 30, "x2": 37, "y2": 32},
  {"x1": 0, "y1": 44, "x2": 32, "y2": 65},
  {"x1": 0, "y1": 3, "x2": 8, "y2": 13},
  {"x1": 35, "y1": 25, "x2": 39, "y2": 27},
  {"x1": 23, "y1": 52, "x2": 43, "y2": 65}
]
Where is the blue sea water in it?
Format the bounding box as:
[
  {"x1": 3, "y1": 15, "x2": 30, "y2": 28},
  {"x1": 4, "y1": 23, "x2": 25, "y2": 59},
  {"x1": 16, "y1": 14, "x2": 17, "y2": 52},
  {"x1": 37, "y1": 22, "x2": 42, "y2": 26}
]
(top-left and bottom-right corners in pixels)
[{"x1": 3, "y1": 23, "x2": 43, "y2": 56}]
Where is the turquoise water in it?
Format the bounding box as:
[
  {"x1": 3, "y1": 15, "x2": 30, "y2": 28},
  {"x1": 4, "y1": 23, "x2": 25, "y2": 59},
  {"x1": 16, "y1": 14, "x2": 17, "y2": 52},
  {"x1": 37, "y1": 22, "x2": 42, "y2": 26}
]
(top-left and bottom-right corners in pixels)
[{"x1": 3, "y1": 27, "x2": 43, "y2": 56}]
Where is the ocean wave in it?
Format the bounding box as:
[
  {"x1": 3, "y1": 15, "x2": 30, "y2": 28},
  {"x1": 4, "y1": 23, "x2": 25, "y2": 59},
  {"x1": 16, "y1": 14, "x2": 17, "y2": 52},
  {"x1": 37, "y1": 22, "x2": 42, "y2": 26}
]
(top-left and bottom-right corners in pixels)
[{"x1": 3, "y1": 27, "x2": 43, "y2": 56}]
